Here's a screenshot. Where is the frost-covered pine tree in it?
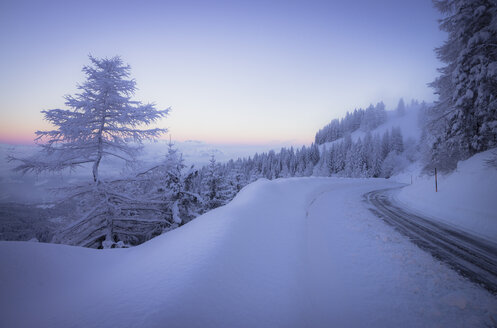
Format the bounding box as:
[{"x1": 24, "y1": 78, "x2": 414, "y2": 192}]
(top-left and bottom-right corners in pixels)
[
  {"x1": 12, "y1": 55, "x2": 169, "y2": 248},
  {"x1": 226, "y1": 159, "x2": 247, "y2": 194},
  {"x1": 381, "y1": 130, "x2": 391, "y2": 159},
  {"x1": 308, "y1": 143, "x2": 321, "y2": 167},
  {"x1": 375, "y1": 101, "x2": 388, "y2": 124},
  {"x1": 345, "y1": 138, "x2": 366, "y2": 177},
  {"x1": 155, "y1": 141, "x2": 188, "y2": 225},
  {"x1": 390, "y1": 127, "x2": 404, "y2": 154},
  {"x1": 427, "y1": 0, "x2": 497, "y2": 169},
  {"x1": 327, "y1": 144, "x2": 338, "y2": 174},
  {"x1": 315, "y1": 145, "x2": 330, "y2": 176},
  {"x1": 396, "y1": 98, "x2": 406, "y2": 117},
  {"x1": 361, "y1": 104, "x2": 378, "y2": 131},
  {"x1": 140, "y1": 141, "x2": 202, "y2": 226},
  {"x1": 203, "y1": 155, "x2": 230, "y2": 210},
  {"x1": 369, "y1": 134, "x2": 383, "y2": 177}
]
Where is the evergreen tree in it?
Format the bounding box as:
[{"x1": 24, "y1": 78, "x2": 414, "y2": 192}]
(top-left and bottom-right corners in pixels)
[
  {"x1": 390, "y1": 127, "x2": 404, "y2": 154},
  {"x1": 227, "y1": 159, "x2": 247, "y2": 195},
  {"x1": 202, "y1": 155, "x2": 231, "y2": 210},
  {"x1": 428, "y1": 0, "x2": 497, "y2": 168},
  {"x1": 381, "y1": 130, "x2": 391, "y2": 160},
  {"x1": 315, "y1": 145, "x2": 331, "y2": 176},
  {"x1": 157, "y1": 141, "x2": 202, "y2": 225},
  {"x1": 370, "y1": 134, "x2": 384, "y2": 177},
  {"x1": 361, "y1": 104, "x2": 381, "y2": 131},
  {"x1": 396, "y1": 98, "x2": 406, "y2": 117},
  {"x1": 376, "y1": 101, "x2": 388, "y2": 125}
]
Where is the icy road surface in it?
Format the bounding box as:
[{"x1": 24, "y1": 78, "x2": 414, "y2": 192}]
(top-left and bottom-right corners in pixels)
[
  {"x1": 1, "y1": 178, "x2": 496, "y2": 328},
  {"x1": 365, "y1": 188, "x2": 497, "y2": 294}
]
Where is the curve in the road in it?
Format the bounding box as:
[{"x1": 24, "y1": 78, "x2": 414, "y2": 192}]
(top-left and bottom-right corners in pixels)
[{"x1": 364, "y1": 188, "x2": 497, "y2": 295}]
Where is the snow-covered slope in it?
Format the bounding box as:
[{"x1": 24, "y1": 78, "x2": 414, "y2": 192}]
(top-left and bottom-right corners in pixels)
[
  {"x1": 1, "y1": 178, "x2": 495, "y2": 327},
  {"x1": 396, "y1": 149, "x2": 497, "y2": 241},
  {"x1": 319, "y1": 104, "x2": 422, "y2": 151}
]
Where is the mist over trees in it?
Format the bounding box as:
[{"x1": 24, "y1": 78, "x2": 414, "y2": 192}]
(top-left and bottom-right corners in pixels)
[
  {"x1": 220, "y1": 125, "x2": 411, "y2": 182},
  {"x1": 314, "y1": 102, "x2": 387, "y2": 145}
]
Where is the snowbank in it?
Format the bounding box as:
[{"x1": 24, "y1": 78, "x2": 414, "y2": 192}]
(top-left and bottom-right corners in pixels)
[
  {"x1": 0, "y1": 178, "x2": 329, "y2": 328},
  {"x1": 396, "y1": 150, "x2": 497, "y2": 241}
]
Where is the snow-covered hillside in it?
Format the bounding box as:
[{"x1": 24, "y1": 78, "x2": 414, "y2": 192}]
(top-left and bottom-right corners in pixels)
[
  {"x1": 395, "y1": 149, "x2": 497, "y2": 241},
  {"x1": 1, "y1": 178, "x2": 495, "y2": 328},
  {"x1": 319, "y1": 103, "x2": 423, "y2": 151}
]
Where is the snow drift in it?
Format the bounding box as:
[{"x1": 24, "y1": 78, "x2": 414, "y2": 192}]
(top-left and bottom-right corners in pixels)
[{"x1": 396, "y1": 149, "x2": 497, "y2": 241}]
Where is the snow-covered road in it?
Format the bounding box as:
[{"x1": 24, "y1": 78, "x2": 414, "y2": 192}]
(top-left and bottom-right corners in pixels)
[
  {"x1": 365, "y1": 188, "x2": 497, "y2": 294},
  {"x1": 1, "y1": 178, "x2": 496, "y2": 327}
]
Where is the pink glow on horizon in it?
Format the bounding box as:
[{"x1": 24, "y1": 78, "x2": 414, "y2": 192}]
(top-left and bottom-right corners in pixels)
[
  {"x1": 167, "y1": 135, "x2": 312, "y2": 147},
  {"x1": 0, "y1": 134, "x2": 37, "y2": 145},
  {"x1": 0, "y1": 132, "x2": 311, "y2": 147}
]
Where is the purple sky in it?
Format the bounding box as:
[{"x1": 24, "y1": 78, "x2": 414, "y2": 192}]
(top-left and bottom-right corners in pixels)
[{"x1": 0, "y1": 0, "x2": 445, "y2": 145}]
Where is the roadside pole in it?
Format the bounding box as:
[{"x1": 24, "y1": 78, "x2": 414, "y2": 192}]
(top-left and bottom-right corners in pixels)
[{"x1": 435, "y1": 168, "x2": 438, "y2": 192}]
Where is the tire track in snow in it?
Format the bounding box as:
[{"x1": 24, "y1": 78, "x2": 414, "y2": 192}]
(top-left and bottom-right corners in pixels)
[
  {"x1": 364, "y1": 188, "x2": 497, "y2": 294},
  {"x1": 305, "y1": 189, "x2": 335, "y2": 219}
]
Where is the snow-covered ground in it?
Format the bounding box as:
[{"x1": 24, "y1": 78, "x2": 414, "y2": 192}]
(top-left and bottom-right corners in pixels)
[
  {"x1": 1, "y1": 178, "x2": 495, "y2": 328},
  {"x1": 396, "y1": 149, "x2": 497, "y2": 241}
]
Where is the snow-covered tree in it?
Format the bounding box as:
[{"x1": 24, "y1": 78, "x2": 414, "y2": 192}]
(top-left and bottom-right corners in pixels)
[
  {"x1": 202, "y1": 155, "x2": 231, "y2": 210},
  {"x1": 404, "y1": 137, "x2": 420, "y2": 163},
  {"x1": 314, "y1": 145, "x2": 330, "y2": 176},
  {"x1": 148, "y1": 141, "x2": 202, "y2": 226},
  {"x1": 316, "y1": 102, "x2": 387, "y2": 144},
  {"x1": 375, "y1": 101, "x2": 388, "y2": 124},
  {"x1": 390, "y1": 127, "x2": 404, "y2": 154},
  {"x1": 427, "y1": 0, "x2": 497, "y2": 168},
  {"x1": 345, "y1": 138, "x2": 366, "y2": 177},
  {"x1": 381, "y1": 130, "x2": 391, "y2": 159},
  {"x1": 12, "y1": 55, "x2": 169, "y2": 248},
  {"x1": 13, "y1": 56, "x2": 168, "y2": 181},
  {"x1": 369, "y1": 134, "x2": 384, "y2": 177},
  {"x1": 226, "y1": 159, "x2": 248, "y2": 194},
  {"x1": 308, "y1": 143, "x2": 321, "y2": 167},
  {"x1": 396, "y1": 98, "x2": 406, "y2": 117}
]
